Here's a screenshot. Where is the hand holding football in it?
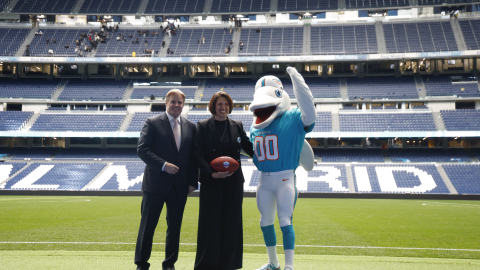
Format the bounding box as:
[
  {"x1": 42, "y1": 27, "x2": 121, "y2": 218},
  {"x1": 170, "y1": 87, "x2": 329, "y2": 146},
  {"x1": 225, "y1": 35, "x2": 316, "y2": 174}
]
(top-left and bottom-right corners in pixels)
[{"x1": 210, "y1": 156, "x2": 239, "y2": 172}]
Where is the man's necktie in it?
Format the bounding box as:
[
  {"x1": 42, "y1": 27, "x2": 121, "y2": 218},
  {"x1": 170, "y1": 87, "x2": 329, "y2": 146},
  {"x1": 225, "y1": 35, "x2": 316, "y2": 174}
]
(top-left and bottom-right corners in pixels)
[{"x1": 173, "y1": 118, "x2": 180, "y2": 150}]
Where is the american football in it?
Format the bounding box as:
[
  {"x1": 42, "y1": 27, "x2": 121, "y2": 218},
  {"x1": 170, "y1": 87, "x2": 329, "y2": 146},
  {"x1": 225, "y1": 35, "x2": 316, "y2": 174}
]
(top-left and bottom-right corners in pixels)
[{"x1": 210, "y1": 156, "x2": 240, "y2": 172}]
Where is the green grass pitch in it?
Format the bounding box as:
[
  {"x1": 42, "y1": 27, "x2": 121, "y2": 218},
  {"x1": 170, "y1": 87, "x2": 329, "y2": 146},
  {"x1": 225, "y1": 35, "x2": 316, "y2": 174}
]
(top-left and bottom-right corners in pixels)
[{"x1": 1, "y1": 196, "x2": 480, "y2": 269}]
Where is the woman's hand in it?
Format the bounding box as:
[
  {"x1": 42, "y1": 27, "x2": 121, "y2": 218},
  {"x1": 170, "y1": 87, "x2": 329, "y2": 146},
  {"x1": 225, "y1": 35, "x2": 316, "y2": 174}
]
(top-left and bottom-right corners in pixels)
[{"x1": 211, "y1": 171, "x2": 234, "y2": 178}]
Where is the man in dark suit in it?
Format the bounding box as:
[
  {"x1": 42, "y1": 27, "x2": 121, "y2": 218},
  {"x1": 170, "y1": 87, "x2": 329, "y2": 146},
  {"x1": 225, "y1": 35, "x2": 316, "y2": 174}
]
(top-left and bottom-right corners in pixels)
[{"x1": 135, "y1": 89, "x2": 198, "y2": 270}]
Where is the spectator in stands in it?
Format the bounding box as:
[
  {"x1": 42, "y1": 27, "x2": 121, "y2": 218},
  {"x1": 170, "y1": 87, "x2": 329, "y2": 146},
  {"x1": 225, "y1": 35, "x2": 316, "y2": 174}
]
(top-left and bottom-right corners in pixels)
[
  {"x1": 239, "y1": 41, "x2": 244, "y2": 50},
  {"x1": 192, "y1": 91, "x2": 254, "y2": 270},
  {"x1": 155, "y1": 31, "x2": 159, "y2": 36},
  {"x1": 160, "y1": 25, "x2": 163, "y2": 31},
  {"x1": 123, "y1": 36, "x2": 127, "y2": 42},
  {"x1": 101, "y1": 38, "x2": 106, "y2": 44},
  {"x1": 230, "y1": 40, "x2": 233, "y2": 45},
  {"x1": 167, "y1": 29, "x2": 171, "y2": 37},
  {"x1": 46, "y1": 38, "x2": 49, "y2": 45},
  {"x1": 75, "y1": 39, "x2": 80, "y2": 45},
  {"x1": 135, "y1": 38, "x2": 139, "y2": 44},
  {"x1": 53, "y1": 38, "x2": 56, "y2": 44},
  {"x1": 145, "y1": 39, "x2": 148, "y2": 47},
  {"x1": 202, "y1": 36, "x2": 205, "y2": 44},
  {"x1": 25, "y1": 45, "x2": 30, "y2": 56},
  {"x1": 65, "y1": 44, "x2": 69, "y2": 49},
  {"x1": 172, "y1": 29, "x2": 176, "y2": 36},
  {"x1": 138, "y1": 29, "x2": 142, "y2": 35},
  {"x1": 225, "y1": 47, "x2": 228, "y2": 54},
  {"x1": 129, "y1": 33, "x2": 133, "y2": 38},
  {"x1": 88, "y1": 35, "x2": 92, "y2": 41},
  {"x1": 115, "y1": 24, "x2": 119, "y2": 32},
  {"x1": 167, "y1": 48, "x2": 170, "y2": 54},
  {"x1": 134, "y1": 89, "x2": 198, "y2": 270},
  {"x1": 162, "y1": 40, "x2": 165, "y2": 48},
  {"x1": 38, "y1": 30, "x2": 43, "y2": 35},
  {"x1": 151, "y1": 31, "x2": 155, "y2": 36}
]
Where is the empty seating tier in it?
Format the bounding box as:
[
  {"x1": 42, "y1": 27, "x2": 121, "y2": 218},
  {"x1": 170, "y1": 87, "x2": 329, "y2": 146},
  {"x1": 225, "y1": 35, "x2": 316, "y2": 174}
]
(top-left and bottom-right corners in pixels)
[
  {"x1": 312, "y1": 112, "x2": 332, "y2": 132},
  {"x1": 0, "y1": 79, "x2": 59, "y2": 99},
  {"x1": 130, "y1": 87, "x2": 197, "y2": 100},
  {"x1": 145, "y1": 0, "x2": 205, "y2": 13},
  {"x1": 346, "y1": 77, "x2": 418, "y2": 100},
  {"x1": 0, "y1": 28, "x2": 30, "y2": 56},
  {"x1": 0, "y1": 111, "x2": 33, "y2": 131},
  {"x1": 30, "y1": 114, "x2": 125, "y2": 132},
  {"x1": 459, "y1": 19, "x2": 480, "y2": 50},
  {"x1": 79, "y1": 0, "x2": 141, "y2": 13},
  {"x1": 389, "y1": 148, "x2": 470, "y2": 162},
  {"x1": 311, "y1": 25, "x2": 377, "y2": 55},
  {"x1": 314, "y1": 149, "x2": 384, "y2": 162},
  {"x1": 210, "y1": 0, "x2": 270, "y2": 12},
  {"x1": 54, "y1": 148, "x2": 139, "y2": 160},
  {"x1": 58, "y1": 80, "x2": 130, "y2": 101},
  {"x1": 384, "y1": 22, "x2": 457, "y2": 53},
  {"x1": 12, "y1": 0, "x2": 76, "y2": 13},
  {"x1": 126, "y1": 112, "x2": 164, "y2": 132},
  {"x1": 228, "y1": 114, "x2": 253, "y2": 131},
  {"x1": 277, "y1": 0, "x2": 338, "y2": 11},
  {"x1": 238, "y1": 27, "x2": 303, "y2": 56},
  {"x1": 346, "y1": 0, "x2": 409, "y2": 8},
  {"x1": 201, "y1": 79, "x2": 255, "y2": 101},
  {"x1": 340, "y1": 113, "x2": 437, "y2": 132},
  {"x1": 423, "y1": 76, "x2": 480, "y2": 97},
  {"x1": 167, "y1": 28, "x2": 233, "y2": 57},
  {"x1": 0, "y1": 147, "x2": 57, "y2": 160},
  {"x1": 443, "y1": 164, "x2": 480, "y2": 194},
  {"x1": 441, "y1": 110, "x2": 480, "y2": 131}
]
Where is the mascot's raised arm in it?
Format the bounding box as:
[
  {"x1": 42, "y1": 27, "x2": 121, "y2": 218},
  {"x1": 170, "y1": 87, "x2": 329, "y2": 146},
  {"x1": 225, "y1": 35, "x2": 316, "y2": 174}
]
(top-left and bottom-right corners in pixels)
[{"x1": 249, "y1": 67, "x2": 316, "y2": 270}]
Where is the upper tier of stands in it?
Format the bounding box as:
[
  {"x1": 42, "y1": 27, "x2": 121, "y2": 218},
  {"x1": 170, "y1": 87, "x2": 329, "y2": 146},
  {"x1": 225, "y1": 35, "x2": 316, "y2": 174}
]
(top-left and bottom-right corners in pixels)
[
  {"x1": 58, "y1": 80, "x2": 129, "y2": 101},
  {"x1": 210, "y1": 0, "x2": 270, "y2": 12},
  {"x1": 145, "y1": 0, "x2": 205, "y2": 13},
  {"x1": 0, "y1": 111, "x2": 33, "y2": 131},
  {"x1": 423, "y1": 76, "x2": 480, "y2": 97},
  {"x1": 384, "y1": 21, "x2": 457, "y2": 53},
  {"x1": 0, "y1": 79, "x2": 59, "y2": 99},
  {"x1": 12, "y1": 0, "x2": 76, "y2": 13},
  {"x1": 30, "y1": 114, "x2": 125, "y2": 132},
  {"x1": 277, "y1": 0, "x2": 338, "y2": 11},
  {"x1": 346, "y1": 0, "x2": 409, "y2": 8},
  {"x1": 79, "y1": 0, "x2": 141, "y2": 13},
  {"x1": 441, "y1": 109, "x2": 480, "y2": 131},
  {"x1": 26, "y1": 28, "x2": 90, "y2": 57},
  {"x1": 339, "y1": 113, "x2": 437, "y2": 131},
  {"x1": 126, "y1": 112, "x2": 164, "y2": 132},
  {"x1": 167, "y1": 28, "x2": 233, "y2": 57},
  {"x1": 239, "y1": 27, "x2": 303, "y2": 56},
  {"x1": 313, "y1": 112, "x2": 332, "y2": 132},
  {"x1": 346, "y1": 77, "x2": 418, "y2": 100},
  {"x1": 311, "y1": 25, "x2": 377, "y2": 55},
  {"x1": 459, "y1": 19, "x2": 480, "y2": 51},
  {"x1": 96, "y1": 29, "x2": 163, "y2": 57},
  {"x1": 0, "y1": 28, "x2": 30, "y2": 56},
  {"x1": 131, "y1": 87, "x2": 197, "y2": 100}
]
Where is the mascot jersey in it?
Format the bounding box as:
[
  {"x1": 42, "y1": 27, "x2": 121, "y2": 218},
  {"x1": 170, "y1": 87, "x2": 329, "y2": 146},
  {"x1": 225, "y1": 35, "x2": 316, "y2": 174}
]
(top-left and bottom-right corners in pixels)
[{"x1": 250, "y1": 108, "x2": 314, "y2": 172}]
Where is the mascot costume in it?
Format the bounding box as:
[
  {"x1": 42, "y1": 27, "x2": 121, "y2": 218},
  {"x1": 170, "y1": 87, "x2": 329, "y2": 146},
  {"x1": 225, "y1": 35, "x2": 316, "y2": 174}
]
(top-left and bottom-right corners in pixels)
[{"x1": 249, "y1": 67, "x2": 316, "y2": 270}]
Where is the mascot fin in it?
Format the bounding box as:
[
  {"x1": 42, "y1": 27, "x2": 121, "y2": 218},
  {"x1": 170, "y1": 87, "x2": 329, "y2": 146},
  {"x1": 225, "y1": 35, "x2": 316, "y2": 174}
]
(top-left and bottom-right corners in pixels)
[{"x1": 299, "y1": 139, "x2": 314, "y2": 171}]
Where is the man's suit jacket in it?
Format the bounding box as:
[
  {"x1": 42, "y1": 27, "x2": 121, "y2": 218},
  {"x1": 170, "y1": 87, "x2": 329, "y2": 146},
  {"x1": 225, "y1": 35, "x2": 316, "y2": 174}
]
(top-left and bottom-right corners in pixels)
[
  {"x1": 138, "y1": 113, "x2": 198, "y2": 195},
  {"x1": 193, "y1": 116, "x2": 254, "y2": 185}
]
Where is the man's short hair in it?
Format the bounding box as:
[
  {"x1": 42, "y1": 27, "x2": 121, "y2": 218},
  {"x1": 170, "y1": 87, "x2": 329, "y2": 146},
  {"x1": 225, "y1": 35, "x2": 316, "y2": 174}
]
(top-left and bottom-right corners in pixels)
[
  {"x1": 165, "y1": 89, "x2": 186, "y2": 102},
  {"x1": 208, "y1": 91, "x2": 233, "y2": 115}
]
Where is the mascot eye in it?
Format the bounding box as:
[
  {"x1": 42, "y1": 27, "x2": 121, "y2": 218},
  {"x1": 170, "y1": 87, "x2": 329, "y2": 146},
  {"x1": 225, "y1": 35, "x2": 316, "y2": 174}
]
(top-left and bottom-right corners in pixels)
[{"x1": 275, "y1": 89, "x2": 282, "y2": 98}]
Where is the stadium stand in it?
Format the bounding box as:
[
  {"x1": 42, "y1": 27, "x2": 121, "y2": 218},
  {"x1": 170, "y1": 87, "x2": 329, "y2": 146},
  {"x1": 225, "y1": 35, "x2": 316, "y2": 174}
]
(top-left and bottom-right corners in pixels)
[
  {"x1": 277, "y1": 0, "x2": 338, "y2": 11},
  {"x1": 229, "y1": 114, "x2": 253, "y2": 131},
  {"x1": 346, "y1": 0, "x2": 409, "y2": 8},
  {"x1": 104, "y1": 106, "x2": 127, "y2": 111},
  {"x1": 125, "y1": 112, "x2": 164, "y2": 132},
  {"x1": 0, "y1": 162, "x2": 27, "y2": 188},
  {"x1": 351, "y1": 164, "x2": 450, "y2": 193},
  {"x1": 0, "y1": 111, "x2": 33, "y2": 131},
  {"x1": 30, "y1": 114, "x2": 125, "y2": 132},
  {"x1": 443, "y1": 164, "x2": 480, "y2": 194},
  {"x1": 305, "y1": 164, "x2": 349, "y2": 193},
  {"x1": 26, "y1": 28, "x2": 91, "y2": 56},
  {"x1": 384, "y1": 21, "x2": 457, "y2": 53},
  {"x1": 459, "y1": 19, "x2": 480, "y2": 50},
  {"x1": 441, "y1": 109, "x2": 480, "y2": 131},
  {"x1": 57, "y1": 80, "x2": 130, "y2": 101},
  {"x1": 46, "y1": 107, "x2": 67, "y2": 111},
  {"x1": 145, "y1": 0, "x2": 205, "y2": 13},
  {"x1": 3, "y1": 163, "x2": 106, "y2": 190},
  {"x1": 167, "y1": 28, "x2": 233, "y2": 57},
  {"x1": 79, "y1": 0, "x2": 141, "y2": 13},
  {"x1": 210, "y1": 0, "x2": 270, "y2": 12},
  {"x1": 186, "y1": 114, "x2": 212, "y2": 125},
  {"x1": 0, "y1": 79, "x2": 59, "y2": 99},
  {"x1": 422, "y1": 76, "x2": 480, "y2": 97},
  {"x1": 339, "y1": 113, "x2": 437, "y2": 131},
  {"x1": 314, "y1": 149, "x2": 384, "y2": 162},
  {"x1": 312, "y1": 112, "x2": 332, "y2": 132},
  {"x1": 130, "y1": 87, "x2": 197, "y2": 100},
  {"x1": 346, "y1": 77, "x2": 418, "y2": 100},
  {"x1": 95, "y1": 29, "x2": 163, "y2": 57},
  {"x1": 0, "y1": 28, "x2": 30, "y2": 56},
  {"x1": 389, "y1": 148, "x2": 470, "y2": 162},
  {"x1": 11, "y1": 0, "x2": 76, "y2": 13},
  {"x1": 88, "y1": 161, "x2": 144, "y2": 191},
  {"x1": 54, "y1": 148, "x2": 139, "y2": 160},
  {"x1": 311, "y1": 24, "x2": 377, "y2": 55},
  {"x1": 0, "y1": 147, "x2": 58, "y2": 160},
  {"x1": 238, "y1": 27, "x2": 303, "y2": 56}
]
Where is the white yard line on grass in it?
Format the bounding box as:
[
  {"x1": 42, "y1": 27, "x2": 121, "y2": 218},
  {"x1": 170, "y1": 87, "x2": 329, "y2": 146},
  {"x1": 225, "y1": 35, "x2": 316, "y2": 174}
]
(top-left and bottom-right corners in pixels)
[{"x1": 1, "y1": 242, "x2": 479, "y2": 252}]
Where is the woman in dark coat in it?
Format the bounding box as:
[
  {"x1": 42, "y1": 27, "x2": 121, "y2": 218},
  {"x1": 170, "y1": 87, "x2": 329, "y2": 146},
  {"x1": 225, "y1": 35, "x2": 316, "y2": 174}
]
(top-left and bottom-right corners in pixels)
[{"x1": 193, "y1": 91, "x2": 254, "y2": 270}]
